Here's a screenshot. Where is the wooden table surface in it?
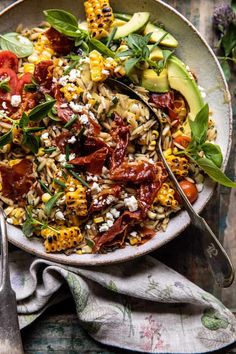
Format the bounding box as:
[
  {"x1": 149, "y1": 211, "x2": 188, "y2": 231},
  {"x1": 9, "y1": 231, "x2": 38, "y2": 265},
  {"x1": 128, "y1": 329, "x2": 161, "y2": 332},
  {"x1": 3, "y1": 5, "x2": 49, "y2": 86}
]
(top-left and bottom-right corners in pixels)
[{"x1": 1, "y1": 0, "x2": 236, "y2": 353}]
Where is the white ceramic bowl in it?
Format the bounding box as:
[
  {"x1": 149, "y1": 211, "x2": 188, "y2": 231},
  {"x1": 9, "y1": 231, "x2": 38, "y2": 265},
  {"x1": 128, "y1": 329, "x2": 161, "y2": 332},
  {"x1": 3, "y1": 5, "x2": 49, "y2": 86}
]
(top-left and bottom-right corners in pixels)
[{"x1": 0, "y1": 0, "x2": 232, "y2": 265}]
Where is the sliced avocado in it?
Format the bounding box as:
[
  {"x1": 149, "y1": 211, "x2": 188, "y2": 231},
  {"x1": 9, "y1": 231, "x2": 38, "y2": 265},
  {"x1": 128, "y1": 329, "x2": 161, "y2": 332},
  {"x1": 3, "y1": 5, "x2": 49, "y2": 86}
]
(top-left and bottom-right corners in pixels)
[
  {"x1": 144, "y1": 22, "x2": 178, "y2": 48},
  {"x1": 141, "y1": 68, "x2": 169, "y2": 93},
  {"x1": 167, "y1": 56, "x2": 204, "y2": 121},
  {"x1": 114, "y1": 12, "x2": 150, "y2": 40},
  {"x1": 148, "y1": 45, "x2": 163, "y2": 60},
  {"x1": 112, "y1": 18, "x2": 127, "y2": 27}
]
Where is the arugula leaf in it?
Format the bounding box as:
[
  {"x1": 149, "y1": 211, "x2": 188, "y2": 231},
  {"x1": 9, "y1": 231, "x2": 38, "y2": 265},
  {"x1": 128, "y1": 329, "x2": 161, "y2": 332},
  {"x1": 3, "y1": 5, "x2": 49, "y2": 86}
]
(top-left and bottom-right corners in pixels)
[
  {"x1": 43, "y1": 9, "x2": 83, "y2": 38},
  {"x1": 0, "y1": 130, "x2": 13, "y2": 148},
  {"x1": 45, "y1": 192, "x2": 64, "y2": 215},
  {"x1": 124, "y1": 57, "x2": 140, "y2": 75},
  {"x1": 201, "y1": 142, "x2": 223, "y2": 168},
  {"x1": 19, "y1": 112, "x2": 29, "y2": 128},
  {"x1": 28, "y1": 100, "x2": 56, "y2": 121},
  {"x1": 189, "y1": 104, "x2": 209, "y2": 144},
  {"x1": 0, "y1": 33, "x2": 33, "y2": 58},
  {"x1": 0, "y1": 77, "x2": 10, "y2": 93},
  {"x1": 22, "y1": 132, "x2": 39, "y2": 154},
  {"x1": 196, "y1": 157, "x2": 236, "y2": 188},
  {"x1": 89, "y1": 38, "x2": 117, "y2": 58},
  {"x1": 221, "y1": 23, "x2": 236, "y2": 56},
  {"x1": 22, "y1": 216, "x2": 35, "y2": 237}
]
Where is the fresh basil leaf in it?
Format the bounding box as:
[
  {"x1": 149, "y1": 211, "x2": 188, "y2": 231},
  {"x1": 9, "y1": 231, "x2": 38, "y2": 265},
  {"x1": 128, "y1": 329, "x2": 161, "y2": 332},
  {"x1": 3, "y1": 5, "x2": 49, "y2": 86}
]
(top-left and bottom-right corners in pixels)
[
  {"x1": 222, "y1": 23, "x2": 236, "y2": 56},
  {"x1": 0, "y1": 33, "x2": 33, "y2": 58},
  {"x1": 45, "y1": 192, "x2": 64, "y2": 215},
  {"x1": 124, "y1": 57, "x2": 140, "y2": 75},
  {"x1": 117, "y1": 50, "x2": 133, "y2": 58},
  {"x1": 22, "y1": 217, "x2": 34, "y2": 237},
  {"x1": 0, "y1": 77, "x2": 10, "y2": 92},
  {"x1": 0, "y1": 129, "x2": 13, "y2": 148},
  {"x1": 28, "y1": 100, "x2": 56, "y2": 121},
  {"x1": 220, "y1": 59, "x2": 231, "y2": 81},
  {"x1": 22, "y1": 132, "x2": 39, "y2": 154},
  {"x1": 44, "y1": 9, "x2": 85, "y2": 38},
  {"x1": 89, "y1": 38, "x2": 116, "y2": 58},
  {"x1": 189, "y1": 103, "x2": 209, "y2": 144},
  {"x1": 201, "y1": 142, "x2": 223, "y2": 168},
  {"x1": 19, "y1": 112, "x2": 29, "y2": 128},
  {"x1": 196, "y1": 157, "x2": 236, "y2": 188}
]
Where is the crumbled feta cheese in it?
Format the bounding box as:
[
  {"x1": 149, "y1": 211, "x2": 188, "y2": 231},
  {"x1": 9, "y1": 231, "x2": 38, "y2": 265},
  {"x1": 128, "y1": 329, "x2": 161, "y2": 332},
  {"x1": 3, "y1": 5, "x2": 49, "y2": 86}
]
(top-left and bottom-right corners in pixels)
[
  {"x1": 67, "y1": 136, "x2": 77, "y2": 144},
  {"x1": 79, "y1": 114, "x2": 89, "y2": 125},
  {"x1": 60, "y1": 103, "x2": 68, "y2": 108},
  {"x1": 101, "y1": 69, "x2": 109, "y2": 75},
  {"x1": 107, "y1": 220, "x2": 114, "y2": 227},
  {"x1": 41, "y1": 132, "x2": 49, "y2": 140},
  {"x1": 58, "y1": 154, "x2": 66, "y2": 163},
  {"x1": 69, "y1": 69, "x2": 81, "y2": 82},
  {"x1": 106, "y1": 195, "x2": 115, "y2": 205},
  {"x1": 69, "y1": 101, "x2": 84, "y2": 113},
  {"x1": 11, "y1": 95, "x2": 21, "y2": 107},
  {"x1": 99, "y1": 224, "x2": 109, "y2": 232},
  {"x1": 110, "y1": 208, "x2": 120, "y2": 218},
  {"x1": 91, "y1": 182, "x2": 101, "y2": 193},
  {"x1": 85, "y1": 224, "x2": 91, "y2": 230},
  {"x1": 88, "y1": 111, "x2": 96, "y2": 121},
  {"x1": 69, "y1": 153, "x2": 76, "y2": 160},
  {"x1": 130, "y1": 231, "x2": 137, "y2": 237},
  {"x1": 87, "y1": 174, "x2": 98, "y2": 182},
  {"x1": 2, "y1": 102, "x2": 7, "y2": 110},
  {"x1": 106, "y1": 212, "x2": 114, "y2": 221},
  {"x1": 55, "y1": 210, "x2": 65, "y2": 221},
  {"x1": 58, "y1": 75, "x2": 69, "y2": 86},
  {"x1": 124, "y1": 196, "x2": 138, "y2": 212}
]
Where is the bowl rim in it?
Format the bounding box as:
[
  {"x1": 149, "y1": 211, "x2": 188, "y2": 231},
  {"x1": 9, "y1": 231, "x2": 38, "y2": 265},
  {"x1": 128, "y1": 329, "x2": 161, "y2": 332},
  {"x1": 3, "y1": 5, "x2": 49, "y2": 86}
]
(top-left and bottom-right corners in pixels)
[{"x1": 0, "y1": 0, "x2": 233, "y2": 266}]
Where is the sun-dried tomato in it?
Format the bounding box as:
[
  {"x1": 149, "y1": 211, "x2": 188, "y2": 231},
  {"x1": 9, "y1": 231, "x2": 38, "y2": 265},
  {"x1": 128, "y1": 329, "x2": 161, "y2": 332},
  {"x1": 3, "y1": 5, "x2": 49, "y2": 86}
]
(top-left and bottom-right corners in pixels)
[
  {"x1": 53, "y1": 85, "x2": 75, "y2": 123},
  {"x1": 70, "y1": 147, "x2": 110, "y2": 175},
  {"x1": 150, "y1": 91, "x2": 178, "y2": 120},
  {"x1": 111, "y1": 161, "x2": 157, "y2": 184},
  {"x1": 89, "y1": 185, "x2": 121, "y2": 213},
  {"x1": 54, "y1": 131, "x2": 72, "y2": 152},
  {"x1": 45, "y1": 27, "x2": 73, "y2": 55},
  {"x1": 0, "y1": 159, "x2": 35, "y2": 201},
  {"x1": 110, "y1": 112, "x2": 130, "y2": 169}
]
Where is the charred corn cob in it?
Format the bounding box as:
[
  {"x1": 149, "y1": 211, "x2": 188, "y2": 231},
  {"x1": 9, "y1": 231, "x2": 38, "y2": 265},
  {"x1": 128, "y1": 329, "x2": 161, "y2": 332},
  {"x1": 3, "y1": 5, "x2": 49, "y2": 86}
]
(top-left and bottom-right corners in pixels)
[
  {"x1": 28, "y1": 34, "x2": 54, "y2": 64},
  {"x1": 155, "y1": 182, "x2": 179, "y2": 209},
  {"x1": 60, "y1": 84, "x2": 83, "y2": 102},
  {"x1": 41, "y1": 226, "x2": 83, "y2": 253},
  {"x1": 66, "y1": 179, "x2": 88, "y2": 217},
  {"x1": 166, "y1": 155, "x2": 189, "y2": 178},
  {"x1": 89, "y1": 50, "x2": 117, "y2": 82},
  {"x1": 84, "y1": 0, "x2": 114, "y2": 39}
]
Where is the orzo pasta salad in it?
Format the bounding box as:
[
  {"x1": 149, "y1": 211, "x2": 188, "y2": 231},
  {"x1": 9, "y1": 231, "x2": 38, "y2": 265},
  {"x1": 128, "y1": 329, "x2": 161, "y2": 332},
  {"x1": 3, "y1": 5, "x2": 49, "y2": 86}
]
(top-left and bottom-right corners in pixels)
[{"x1": 0, "y1": 2, "x2": 235, "y2": 255}]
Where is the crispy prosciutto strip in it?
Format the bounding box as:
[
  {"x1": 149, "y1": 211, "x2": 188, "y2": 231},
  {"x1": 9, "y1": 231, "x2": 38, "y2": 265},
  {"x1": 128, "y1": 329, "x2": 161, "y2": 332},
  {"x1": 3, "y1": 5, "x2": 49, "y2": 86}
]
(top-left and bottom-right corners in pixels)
[
  {"x1": 150, "y1": 91, "x2": 178, "y2": 120},
  {"x1": 0, "y1": 159, "x2": 34, "y2": 202},
  {"x1": 87, "y1": 117, "x2": 101, "y2": 136},
  {"x1": 70, "y1": 147, "x2": 110, "y2": 175},
  {"x1": 89, "y1": 185, "x2": 121, "y2": 213},
  {"x1": 93, "y1": 211, "x2": 141, "y2": 252},
  {"x1": 45, "y1": 28, "x2": 73, "y2": 55},
  {"x1": 83, "y1": 136, "x2": 111, "y2": 154},
  {"x1": 111, "y1": 161, "x2": 157, "y2": 184},
  {"x1": 110, "y1": 112, "x2": 130, "y2": 169},
  {"x1": 135, "y1": 226, "x2": 156, "y2": 245},
  {"x1": 53, "y1": 85, "x2": 75, "y2": 123},
  {"x1": 137, "y1": 162, "x2": 168, "y2": 215},
  {"x1": 54, "y1": 131, "x2": 72, "y2": 152}
]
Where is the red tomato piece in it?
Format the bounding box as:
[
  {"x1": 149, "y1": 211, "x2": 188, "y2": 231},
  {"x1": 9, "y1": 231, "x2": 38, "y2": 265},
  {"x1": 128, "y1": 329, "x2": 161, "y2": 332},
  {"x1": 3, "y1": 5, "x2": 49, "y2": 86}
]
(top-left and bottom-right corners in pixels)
[
  {"x1": 16, "y1": 73, "x2": 33, "y2": 94},
  {"x1": 0, "y1": 51, "x2": 19, "y2": 72},
  {"x1": 173, "y1": 135, "x2": 191, "y2": 149},
  {"x1": 178, "y1": 180, "x2": 198, "y2": 204}
]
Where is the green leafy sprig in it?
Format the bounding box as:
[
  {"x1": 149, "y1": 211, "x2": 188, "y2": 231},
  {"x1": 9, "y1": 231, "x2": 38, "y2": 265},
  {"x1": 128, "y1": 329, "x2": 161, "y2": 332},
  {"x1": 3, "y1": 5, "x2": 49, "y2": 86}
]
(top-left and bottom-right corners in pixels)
[
  {"x1": 178, "y1": 104, "x2": 236, "y2": 187},
  {"x1": 22, "y1": 208, "x2": 59, "y2": 237}
]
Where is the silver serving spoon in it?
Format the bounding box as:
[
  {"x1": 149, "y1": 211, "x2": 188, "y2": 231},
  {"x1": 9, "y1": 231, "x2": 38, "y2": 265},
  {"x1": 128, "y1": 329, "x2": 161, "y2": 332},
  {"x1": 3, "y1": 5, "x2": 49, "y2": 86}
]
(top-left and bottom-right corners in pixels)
[
  {"x1": 0, "y1": 207, "x2": 24, "y2": 354},
  {"x1": 105, "y1": 78, "x2": 234, "y2": 288}
]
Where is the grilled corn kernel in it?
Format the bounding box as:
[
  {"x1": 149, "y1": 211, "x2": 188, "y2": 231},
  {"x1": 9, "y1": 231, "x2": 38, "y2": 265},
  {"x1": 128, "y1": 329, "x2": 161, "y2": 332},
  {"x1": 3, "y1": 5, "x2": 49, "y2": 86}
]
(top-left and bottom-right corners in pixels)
[
  {"x1": 42, "y1": 226, "x2": 83, "y2": 253},
  {"x1": 93, "y1": 216, "x2": 104, "y2": 223},
  {"x1": 155, "y1": 182, "x2": 179, "y2": 209},
  {"x1": 36, "y1": 147, "x2": 45, "y2": 157},
  {"x1": 7, "y1": 207, "x2": 25, "y2": 225},
  {"x1": 24, "y1": 63, "x2": 35, "y2": 74},
  {"x1": 130, "y1": 237, "x2": 138, "y2": 245},
  {"x1": 84, "y1": 0, "x2": 114, "y2": 39},
  {"x1": 163, "y1": 148, "x2": 172, "y2": 158},
  {"x1": 42, "y1": 193, "x2": 52, "y2": 203},
  {"x1": 8, "y1": 159, "x2": 22, "y2": 167},
  {"x1": 166, "y1": 155, "x2": 189, "y2": 177},
  {"x1": 12, "y1": 126, "x2": 23, "y2": 145},
  {"x1": 66, "y1": 181, "x2": 88, "y2": 217},
  {"x1": 89, "y1": 50, "x2": 107, "y2": 82},
  {"x1": 60, "y1": 84, "x2": 83, "y2": 102}
]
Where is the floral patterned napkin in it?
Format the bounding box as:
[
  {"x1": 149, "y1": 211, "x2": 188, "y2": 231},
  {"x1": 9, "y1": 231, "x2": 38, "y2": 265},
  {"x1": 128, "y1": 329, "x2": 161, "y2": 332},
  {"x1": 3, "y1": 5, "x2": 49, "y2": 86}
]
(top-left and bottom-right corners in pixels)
[{"x1": 10, "y1": 250, "x2": 236, "y2": 353}]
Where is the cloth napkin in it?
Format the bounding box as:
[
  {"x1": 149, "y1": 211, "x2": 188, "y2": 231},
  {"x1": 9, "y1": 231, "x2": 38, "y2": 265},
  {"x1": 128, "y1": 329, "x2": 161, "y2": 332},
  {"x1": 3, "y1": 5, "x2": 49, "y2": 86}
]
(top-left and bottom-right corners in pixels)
[{"x1": 10, "y1": 250, "x2": 236, "y2": 354}]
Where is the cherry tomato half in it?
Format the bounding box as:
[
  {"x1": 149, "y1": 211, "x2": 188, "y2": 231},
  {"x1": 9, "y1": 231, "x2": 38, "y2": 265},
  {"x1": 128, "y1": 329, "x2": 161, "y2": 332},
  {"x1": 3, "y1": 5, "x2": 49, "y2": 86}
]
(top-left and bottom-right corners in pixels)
[
  {"x1": 178, "y1": 180, "x2": 198, "y2": 204},
  {"x1": 16, "y1": 73, "x2": 33, "y2": 94},
  {"x1": 0, "y1": 51, "x2": 19, "y2": 72},
  {"x1": 0, "y1": 68, "x2": 18, "y2": 98},
  {"x1": 173, "y1": 135, "x2": 191, "y2": 149}
]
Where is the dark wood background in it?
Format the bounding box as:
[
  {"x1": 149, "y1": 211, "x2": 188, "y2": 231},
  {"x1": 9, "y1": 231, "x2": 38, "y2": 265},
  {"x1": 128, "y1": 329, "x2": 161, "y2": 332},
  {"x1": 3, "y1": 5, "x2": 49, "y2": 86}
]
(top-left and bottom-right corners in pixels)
[{"x1": 1, "y1": 0, "x2": 236, "y2": 352}]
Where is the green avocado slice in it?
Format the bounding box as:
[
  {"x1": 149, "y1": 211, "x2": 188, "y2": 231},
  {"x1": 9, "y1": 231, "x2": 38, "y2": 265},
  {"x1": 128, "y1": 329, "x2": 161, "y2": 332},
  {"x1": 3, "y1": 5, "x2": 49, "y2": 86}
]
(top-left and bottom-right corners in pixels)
[
  {"x1": 144, "y1": 22, "x2": 178, "y2": 48},
  {"x1": 114, "y1": 12, "x2": 150, "y2": 40},
  {"x1": 141, "y1": 68, "x2": 170, "y2": 93}
]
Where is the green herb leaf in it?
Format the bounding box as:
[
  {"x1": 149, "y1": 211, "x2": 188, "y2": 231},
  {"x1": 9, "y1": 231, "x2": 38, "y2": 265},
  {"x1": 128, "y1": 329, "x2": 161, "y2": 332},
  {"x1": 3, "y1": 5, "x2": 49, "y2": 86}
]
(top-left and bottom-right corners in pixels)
[
  {"x1": 196, "y1": 157, "x2": 236, "y2": 188},
  {"x1": 22, "y1": 132, "x2": 39, "y2": 153},
  {"x1": 106, "y1": 26, "x2": 118, "y2": 48},
  {"x1": 24, "y1": 83, "x2": 37, "y2": 92},
  {"x1": 125, "y1": 57, "x2": 140, "y2": 75},
  {"x1": 201, "y1": 142, "x2": 223, "y2": 168},
  {"x1": 28, "y1": 100, "x2": 56, "y2": 121},
  {"x1": 89, "y1": 38, "x2": 117, "y2": 58},
  {"x1": 25, "y1": 127, "x2": 45, "y2": 133},
  {"x1": 64, "y1": 114, "x2": 78, "y2": 128},
  {"x1": 69, "y1": 170, "x2": 90, "y2": 188},
  {"x1": 22, "y1": 216, "x2": 35, "y2": 237},
  {"x1": 45, "y1": 191, "x2": 64, "y2": 215},
  {"x1": 53, "y1": 179, "x2": 66, "y2": 189},
  {"x1": 38, "y1": 179, "x2": 52, "y2": 194},
  {"x1": 43, "y1": 9, "x2": 83, "y2": 38},
  {"x1": 19, "y1": 112, "x2": 29, "y2": 128},
  {"x1": 64, "y1": 59, "x2": 80, "y2": 75},
  {"x1": 44, "y1": 147, "x2": 56, "y2": 154},
  {"x1": 85, "y1": 237, "x2": 95, "y2": 248},
  {"x1": 0, "y1": 76, "x2": 10, "y2": 92},
  {"x1": 65, "y1": 144, "x2": 70, "y2": 161},
  {"x1": 0, "y1": 33, "x2": 33, "y2": 58},
  {"x1": 117, "y1": 49, "x2": 134, "y2": 58},
  {"x1": 189, "y1": 104, "x2": 209, "y2": 144},
  {"x1": 221, "y1": 23, "x2": 236, "y2": 56},
  {"x1": 0, "y1": 129, "x2": 13, "y2": 148}
]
